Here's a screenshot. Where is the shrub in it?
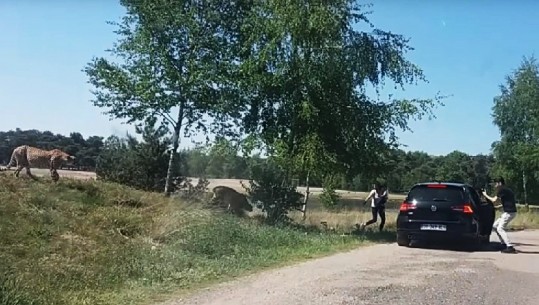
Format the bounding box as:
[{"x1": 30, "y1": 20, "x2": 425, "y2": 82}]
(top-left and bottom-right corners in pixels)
[
  {"x1": 319, "y1": 175, "x2": 341, "y2": 209},
  {"x1": 243, "y1": 162, "x2": 303, "y2": 225},
  {"x1": 95, "y1": 123, "x2": 182, "y2": 192},
  {"x1": 176, "y1": 177, "x2": 211, "y2": 202}
]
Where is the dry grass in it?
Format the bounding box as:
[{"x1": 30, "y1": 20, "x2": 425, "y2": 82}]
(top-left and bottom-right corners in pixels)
[
  {"x1": 294, "y1": 198, "x2": 539, "y2": 233},
  {"x1": 188, "y1": 177, "x2": 408, "y2": 200},
  {"x1": 294, "y1": 209, "x2": 399, "y2": 233},
  {"x1": 2, "y1": 171, "x2": 536, "y2": 305},
  {"x1": 508, "y1": 206, "x2": 539, "y2": 229},
  {"x1": 1, "y1": 173, "x2": 391, "y2": 305}
]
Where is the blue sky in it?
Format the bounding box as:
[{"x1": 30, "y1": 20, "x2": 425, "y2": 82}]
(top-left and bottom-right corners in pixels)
[{"x1": 1, "y1": 1, "x2": 537, "y2": 156}]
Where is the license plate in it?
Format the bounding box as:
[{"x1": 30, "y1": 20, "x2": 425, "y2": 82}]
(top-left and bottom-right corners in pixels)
[{"x1": 420, "y1": 224, "x2": 447, "y2": 231}]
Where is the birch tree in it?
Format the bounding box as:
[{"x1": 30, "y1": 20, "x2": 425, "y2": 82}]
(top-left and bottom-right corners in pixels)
[{"x1": 85, "y1": 0, "x2": 247, "y2": 195}]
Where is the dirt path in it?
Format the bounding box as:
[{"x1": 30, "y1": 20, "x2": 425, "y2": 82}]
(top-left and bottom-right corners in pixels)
[
  {"x1": 0, "y1": 168, "x2": 98, "y2": 180},
  {"x1": 159, "y1": 230, "x2": 539, "y2": 305},
  {"x1": 187, "y1": 178, "x2": 406, "y2": 200}
]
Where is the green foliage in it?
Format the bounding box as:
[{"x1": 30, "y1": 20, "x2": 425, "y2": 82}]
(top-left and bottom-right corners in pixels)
[
  {"x1": 237, "y1": 0, "x2": 444, "y2": 182},
  {"x1": 243, "y1": 162, "x2": 304, "y2": 225},
  {"x1": 319, "y1": 175, "x2": 341, "y2": 209},
  {"x1": 0, "y1": 127, "x2": 506, "y2": 199},
  {"x1": 183, "y1": 147, "x2": 210, "y2": 177},
  {"x1": 96, "y1": 123, "x2": 181, "y2": 192},
  {"x1": 85, "y1": 0, "x2": 245, "y2": 132},
  {"x1": 435, "y1": 151, "x2": 475, "y2": 183},
  {"x1": 176, "y1": 177, "x2": 211, "y2": 202},
  {"x1": 81, "y1": 0, "x2": 448, "y2": 197},
  {"x1": 85, "y1": 0, "x2": 248, "y2": 193},
  {"x1": 205, "y1": 138, "x2": 249, "y2": 179},
  {"x1": 179, "y1": 139, "x2": 257, "y2": 180},
  {"x1": 181, "y1": 144, "x2": 499, "y2": 195},
  {"x1": 491, "y1": 56, "x2": 539, "y2": 203}
]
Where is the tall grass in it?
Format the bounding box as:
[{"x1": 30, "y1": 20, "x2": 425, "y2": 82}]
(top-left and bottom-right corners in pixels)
[
  {"x1": 2, "y1": 174, "x2": 537, "y2": 305},
  {"x1": 0, "y1": 174, "x2": 387, "y2": 305}
]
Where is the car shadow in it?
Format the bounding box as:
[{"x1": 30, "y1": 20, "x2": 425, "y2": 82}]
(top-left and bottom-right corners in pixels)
[
  {"x1": 409, "y1": 240, "x2": 507, "y2": 253},
  {"x1": 349, "y1": 229, "x2": 397, "y2": 244},
  {"x1": 411, "y1": 240, "x2": 539, "y2": 254}
]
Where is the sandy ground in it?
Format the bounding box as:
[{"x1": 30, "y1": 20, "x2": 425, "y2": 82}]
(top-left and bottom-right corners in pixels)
[
  {"x1": 1, "y1": 168, "x2": 407, "y2": 200},
  {"x1": 0, "y1": 167, "x2": 97, "y2": 180},
  {"x1": 159, "y1": 230, "x2": 539, "y2": 305},
  {"x1": 188, "y1": 178, "x2": 406, "y2": 200}
]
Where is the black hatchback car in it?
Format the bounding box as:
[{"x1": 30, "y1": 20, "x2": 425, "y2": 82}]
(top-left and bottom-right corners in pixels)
[{"x1": 396, "y1": 182, "x2": 495, "y2": 248}]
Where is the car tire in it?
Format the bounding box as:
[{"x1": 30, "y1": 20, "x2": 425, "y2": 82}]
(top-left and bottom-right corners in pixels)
[
  {"x1": 466, "y1": 236, "x2": 482, "y2": 251},
  {"x1": 397, "y1": 232, "x2": 409, "y2": 247}
]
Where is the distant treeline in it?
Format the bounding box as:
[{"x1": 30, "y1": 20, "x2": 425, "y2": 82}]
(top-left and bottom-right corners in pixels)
[
  {"x1": 0, "y1": 129, "x2": 104, "y2": 171},
  {"x1": 1, "y1": 128, "x2": 497, "y2": 193},
  {"x1": 3, "y1": 128, "x2": 539, "y2": 203},
  {"x1": 181, "y1": 145, "x2": 496, "y2": 193}
]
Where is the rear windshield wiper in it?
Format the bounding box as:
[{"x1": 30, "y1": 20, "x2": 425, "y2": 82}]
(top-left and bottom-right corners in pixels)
[{"x1": 431, "y1": 198, "x2": 449, "y2": 201}]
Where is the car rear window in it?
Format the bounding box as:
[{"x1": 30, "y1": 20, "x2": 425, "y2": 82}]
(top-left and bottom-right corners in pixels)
[{"x1": 407, "y1": 185, "x2": 465, "y2": 202}]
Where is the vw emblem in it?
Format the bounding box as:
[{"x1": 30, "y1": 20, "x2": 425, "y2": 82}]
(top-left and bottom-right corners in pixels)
[{"x1": 431, "y1": 205, "x2": 437, "y2": 212}]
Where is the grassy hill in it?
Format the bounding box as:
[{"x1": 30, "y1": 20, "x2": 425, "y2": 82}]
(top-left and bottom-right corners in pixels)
[
  {"x1": 2, "y1": 174, "x2": 538, "y2": 305},
  {"x1": 0, "y1": 174, "x2": 391, "y2": 305}
]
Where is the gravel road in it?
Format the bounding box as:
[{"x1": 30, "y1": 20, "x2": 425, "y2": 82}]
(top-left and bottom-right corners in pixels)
[
  {"x1": 159, "y1": 230, "x2": 539, "y2": 305},
  {"x1": 5, "y1": 168, "x2": 538, "y2": 304}
]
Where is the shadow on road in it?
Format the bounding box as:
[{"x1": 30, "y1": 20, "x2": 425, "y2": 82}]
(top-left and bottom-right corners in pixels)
[
  {"x1": 408, "y1": 239, "x2": 539, "y2": 254},
  {"x1": 348, "y1": 229, "x2": 397, "y2": 244},
  {"x1": 512, "y1": 242, "x2": 537, "y2": 247},
  {"x1": 511, "y1": 242, "x2": 539, "y2": 254},
  {"x1": 516, "y1": 250, "x2": 539, "y2": 254},
  {"x1": 409, "y1": 240, "x2": 508, "y2": 253}
]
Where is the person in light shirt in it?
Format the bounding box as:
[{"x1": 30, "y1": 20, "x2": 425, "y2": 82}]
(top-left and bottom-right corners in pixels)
[{"x1": 359, "y1": 183, "x2": 388, "y2": 232}]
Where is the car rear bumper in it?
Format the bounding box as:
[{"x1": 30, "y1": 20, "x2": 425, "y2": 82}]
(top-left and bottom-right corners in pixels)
[
  {"x1": 397, "y1": 217, "x2": 481, "y2": 242},
  {"x1": 397, "y1": 228, "x2": 479, "y2": 242}
]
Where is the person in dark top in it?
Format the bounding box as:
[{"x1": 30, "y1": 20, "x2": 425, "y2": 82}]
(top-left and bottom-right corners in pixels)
[
  {"x1": 359, "y1": 183, "x2": 388, "y2": 232},
  {"x1": 482, "y1": 177, "x2": 518, "y2": 254}
]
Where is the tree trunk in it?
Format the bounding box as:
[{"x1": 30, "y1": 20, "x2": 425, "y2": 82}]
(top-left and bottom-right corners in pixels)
[
  {"x1": 301, "y1": 170, "x2": 311, "y2": 221},
  {"x1": 164, "y1": 104, "x2": 184, "y2": 196},
  {"x1": 522, "y1": 170, "x2": 528, "y2": 208}
]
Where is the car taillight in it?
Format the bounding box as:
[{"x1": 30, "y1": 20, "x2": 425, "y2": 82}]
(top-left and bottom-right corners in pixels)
[
  {"x1": 399, "y1": 201, "x2": 417, "y2": 211},
  {"x1": 427, "y1": 184, "x2": 446, "y2": 188},
  {"x1": 451, "y1": 203, "x2": 474, "y2": 214}
]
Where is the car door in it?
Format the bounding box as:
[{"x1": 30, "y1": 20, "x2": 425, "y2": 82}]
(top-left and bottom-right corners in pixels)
[
  {"x1": 466, "y1": 186, "x2": 494, "y2": 234},
  {"x1": 465, "y1": 186, "x2": 481, "y2": 211}
]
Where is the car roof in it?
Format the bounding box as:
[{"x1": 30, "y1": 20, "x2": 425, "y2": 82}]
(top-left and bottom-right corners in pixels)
[{"x1": 413, "y1": 181, "x2": 471, "y2": 188}]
